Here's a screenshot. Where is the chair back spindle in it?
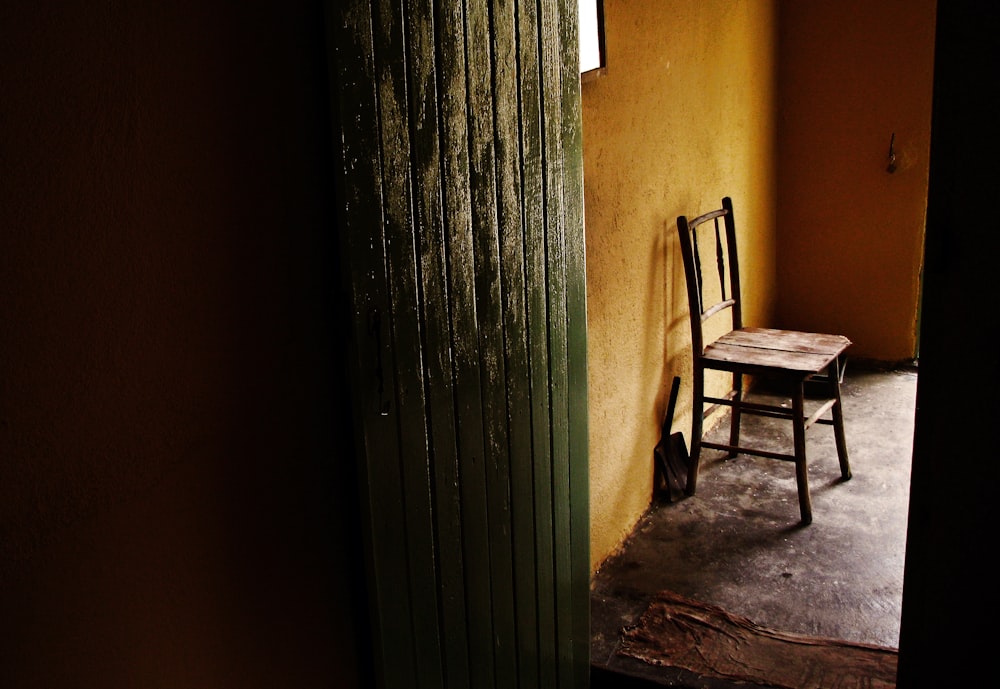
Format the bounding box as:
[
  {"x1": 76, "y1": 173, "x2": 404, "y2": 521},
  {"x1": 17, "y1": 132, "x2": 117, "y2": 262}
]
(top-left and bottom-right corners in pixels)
[
  {"x1": 677, "y1": 197, "x2": 742, "y2": 356},
  {"x1": 714, "y1": 216, "x2": 726, "y2": 303},
  {"x1": 691, "y1": 223, "x2": 704, "y2": 315}
]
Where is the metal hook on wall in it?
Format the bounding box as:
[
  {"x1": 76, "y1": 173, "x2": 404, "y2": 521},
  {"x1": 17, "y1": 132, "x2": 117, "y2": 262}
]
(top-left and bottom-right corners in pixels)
[{"x1": 886, "y1": 132, "x2": 897, "y2": 173}]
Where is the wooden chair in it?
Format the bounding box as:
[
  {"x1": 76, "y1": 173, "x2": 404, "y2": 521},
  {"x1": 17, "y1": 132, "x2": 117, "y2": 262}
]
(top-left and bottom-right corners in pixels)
[{"x1": 676, "y1": 197, "x2": 852, "y2": 524}]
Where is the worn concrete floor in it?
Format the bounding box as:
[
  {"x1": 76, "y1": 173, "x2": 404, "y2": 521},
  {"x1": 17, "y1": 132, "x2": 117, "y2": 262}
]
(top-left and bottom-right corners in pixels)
[{"x1": 590, "y1": 363, "x2": 917, "y2": 688}]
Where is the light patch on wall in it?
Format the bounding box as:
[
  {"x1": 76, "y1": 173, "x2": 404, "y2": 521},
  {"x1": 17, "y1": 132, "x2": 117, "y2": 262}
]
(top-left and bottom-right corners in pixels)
[{"x1": 579, "y1": 0, "x2": 604, "y2": 73}]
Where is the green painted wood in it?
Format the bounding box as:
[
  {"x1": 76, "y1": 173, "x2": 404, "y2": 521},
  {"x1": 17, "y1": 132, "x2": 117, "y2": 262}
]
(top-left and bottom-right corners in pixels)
[
  {"x1": 329, "y1": 1, "x2": 590, "y2": 686},
  {"x1": 329, "y1": 4, "x2": 418, "y2": 687},
  {"x1": 466, "y1": 1, "x2": 520, "y2": 684},
  {"x1": 515, "y1": 1, "x2": 560, "y2": 684},
  {"x1": 368, "y1": 1, "x2": 446, "y2": 686},
  {"x1": 537, "y1": 1, "x2": 577, "y2": 687},
  {"x1": 558, "y1": 1, "x2": 592, "y2": 686},
  {"x1": 403, "y1": 0, "x2": 471, "y2": 686},
  {"x1": 433, "y1": 1, "x2": 497, "y2": 686},
  {"x1": 491, "y1": 1, "x2": 542, "y2": 686}
]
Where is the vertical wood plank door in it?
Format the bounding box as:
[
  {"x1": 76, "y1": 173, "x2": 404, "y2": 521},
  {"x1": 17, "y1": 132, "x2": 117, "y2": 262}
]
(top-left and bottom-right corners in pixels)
[{"x1": 327, "y1": 1, "x2": 590, "y2": 687}]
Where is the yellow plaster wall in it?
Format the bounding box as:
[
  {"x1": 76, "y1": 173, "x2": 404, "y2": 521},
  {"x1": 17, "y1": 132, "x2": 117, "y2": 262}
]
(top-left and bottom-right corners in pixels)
[
  {"x1": 776, "y1": 0, "x2": 936, "y2": 361},
  {"x1": 583, "y1": 0, "x2": 779, "y2": 571}
]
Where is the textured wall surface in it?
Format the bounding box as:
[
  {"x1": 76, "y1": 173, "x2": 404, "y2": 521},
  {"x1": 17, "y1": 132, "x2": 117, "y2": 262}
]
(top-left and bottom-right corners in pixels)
[
  {"x1": 776, "y1": 0, "x2": 936, "y2": 361},
  {"x1": 0, "y1": 2, "x2": 366, "y2": 686},
  {"x1": 582, "y1": 0, "x2": 779, "y2": 571}
]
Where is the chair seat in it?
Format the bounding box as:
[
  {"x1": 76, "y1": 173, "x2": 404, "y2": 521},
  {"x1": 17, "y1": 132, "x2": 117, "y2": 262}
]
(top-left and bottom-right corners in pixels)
[{"x1": 703, "y1": 327, "x2": 851, "y2": 376}]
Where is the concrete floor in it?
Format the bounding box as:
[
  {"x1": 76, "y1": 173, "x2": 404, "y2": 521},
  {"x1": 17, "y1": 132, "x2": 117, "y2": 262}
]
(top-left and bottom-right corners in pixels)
[{"x1": 590, "y1": 363, "x2": 917, "y2": 688}]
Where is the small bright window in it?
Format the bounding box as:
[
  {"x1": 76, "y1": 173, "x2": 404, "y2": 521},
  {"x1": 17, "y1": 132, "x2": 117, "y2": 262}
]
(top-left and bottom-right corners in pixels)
[{"x1": 578, "y1": 0, "x2": 605, "y2": 74}]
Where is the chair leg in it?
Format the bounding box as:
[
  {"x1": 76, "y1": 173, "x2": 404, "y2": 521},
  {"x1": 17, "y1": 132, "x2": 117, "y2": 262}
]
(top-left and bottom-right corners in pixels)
[
  {"x1": 792, "y1": 381, "x2": 812, "y2": 525},
  {"x1": 728, "y1": 371, "x2": 743, "y2": 458},
  {"x1": 686, "y1": 366, "x2": 705, "y2": 495},
  {"x1": 829, "y1": 357, "x2": 852, "y2": 481}
]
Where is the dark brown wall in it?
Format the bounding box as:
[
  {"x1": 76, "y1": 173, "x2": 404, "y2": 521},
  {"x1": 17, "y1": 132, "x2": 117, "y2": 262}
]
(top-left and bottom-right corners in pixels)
[
  {"x1": 776, "y1": 0, "x2": 935, "y2": 361},
  {"x1": 897, "y1": 2, "x2": 1000, "y2": 686},
  {"x1": 0, "y1": 2, "x2": 367, "y2": 686}
]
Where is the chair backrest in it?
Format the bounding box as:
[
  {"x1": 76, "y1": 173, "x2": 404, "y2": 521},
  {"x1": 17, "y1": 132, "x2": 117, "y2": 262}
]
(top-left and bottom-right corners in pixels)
[{"x1": 676, "y1": 196, "x2": 742, "y2": 357}]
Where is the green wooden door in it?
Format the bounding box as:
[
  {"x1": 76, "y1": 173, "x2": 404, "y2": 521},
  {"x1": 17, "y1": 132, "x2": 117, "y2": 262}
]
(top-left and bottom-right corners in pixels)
[{"x1": 328, "y1": 1, "x2": 589, "y2": 687}]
